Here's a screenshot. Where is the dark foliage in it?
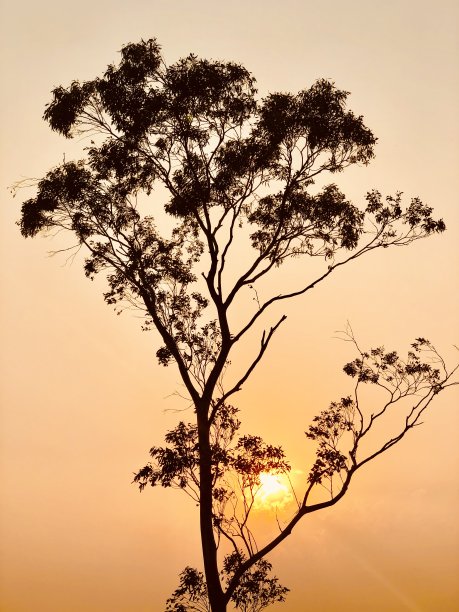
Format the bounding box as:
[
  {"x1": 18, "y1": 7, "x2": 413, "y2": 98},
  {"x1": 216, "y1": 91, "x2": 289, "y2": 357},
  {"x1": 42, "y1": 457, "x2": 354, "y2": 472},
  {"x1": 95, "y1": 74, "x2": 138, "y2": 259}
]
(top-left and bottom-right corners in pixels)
[{"x1": 18, "y1": 38, "x2": 456, "y2": 612}]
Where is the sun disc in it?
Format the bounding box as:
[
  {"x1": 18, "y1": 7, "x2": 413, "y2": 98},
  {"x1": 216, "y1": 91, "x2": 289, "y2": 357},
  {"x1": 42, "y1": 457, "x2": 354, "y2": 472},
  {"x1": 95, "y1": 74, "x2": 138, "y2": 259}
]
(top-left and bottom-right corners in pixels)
[
  {"x1": 255, "y1": 472, "x2": 292, "y2": 510},
  {"x1": 259, "y1": 473, "x2": 286, "y2": 495}
]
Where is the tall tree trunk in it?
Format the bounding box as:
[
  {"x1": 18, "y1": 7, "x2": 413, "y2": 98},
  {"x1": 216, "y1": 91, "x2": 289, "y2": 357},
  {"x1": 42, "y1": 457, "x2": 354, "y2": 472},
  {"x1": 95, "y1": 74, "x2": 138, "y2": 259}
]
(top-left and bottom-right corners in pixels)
[{"x1": 198, "y1": 417, "x2": 226, "y2": 612}]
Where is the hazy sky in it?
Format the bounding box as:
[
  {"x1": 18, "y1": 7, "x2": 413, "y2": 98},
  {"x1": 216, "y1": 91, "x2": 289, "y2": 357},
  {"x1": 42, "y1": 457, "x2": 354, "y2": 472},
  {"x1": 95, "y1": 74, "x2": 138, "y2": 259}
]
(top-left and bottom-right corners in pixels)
[{"x1": 1, "y1": 1, "x2": 458, "y2": 610}]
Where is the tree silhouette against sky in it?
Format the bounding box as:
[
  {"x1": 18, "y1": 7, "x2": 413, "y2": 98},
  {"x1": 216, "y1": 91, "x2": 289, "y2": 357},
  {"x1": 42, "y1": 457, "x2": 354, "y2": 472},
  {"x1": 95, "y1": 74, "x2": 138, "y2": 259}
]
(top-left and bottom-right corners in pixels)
[{"x1": 18, "y1": 39, "x2": 458, "y2": 611}]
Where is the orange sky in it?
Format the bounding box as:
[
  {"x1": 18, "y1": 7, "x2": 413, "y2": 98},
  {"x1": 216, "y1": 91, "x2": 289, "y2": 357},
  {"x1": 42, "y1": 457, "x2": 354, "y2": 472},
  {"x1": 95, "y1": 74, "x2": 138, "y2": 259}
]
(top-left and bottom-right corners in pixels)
[{"x1": 1, "y1": 1, "x2": 458, "y2": 610}]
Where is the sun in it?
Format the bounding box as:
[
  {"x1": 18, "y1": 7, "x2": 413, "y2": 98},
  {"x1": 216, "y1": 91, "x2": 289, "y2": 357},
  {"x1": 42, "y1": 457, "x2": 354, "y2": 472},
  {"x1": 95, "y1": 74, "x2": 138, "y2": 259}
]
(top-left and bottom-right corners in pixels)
[{"x1": 254, "y1": 472, "x2": 292, "y2": 511}]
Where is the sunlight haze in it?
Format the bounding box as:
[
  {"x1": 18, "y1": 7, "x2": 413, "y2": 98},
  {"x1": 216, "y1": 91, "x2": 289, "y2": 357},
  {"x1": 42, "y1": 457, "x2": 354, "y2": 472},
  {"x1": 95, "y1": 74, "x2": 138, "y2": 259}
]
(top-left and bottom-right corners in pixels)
[{"x1": 1, "y1": 1, "x2": 458, "y2": 610}]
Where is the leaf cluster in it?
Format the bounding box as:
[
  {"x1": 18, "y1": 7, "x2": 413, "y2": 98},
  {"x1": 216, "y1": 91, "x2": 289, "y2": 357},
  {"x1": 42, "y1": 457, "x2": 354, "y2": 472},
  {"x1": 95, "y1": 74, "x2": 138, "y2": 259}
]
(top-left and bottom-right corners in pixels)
[
  {"x1": 306, "y1": 396, "x2": 355, "y2": 484},
  {"x1": 166, "y1": 553, "x2": 288, "y2": 612},
  {"x1": 343, "y1": 337, "x2": 442, "y2": 391},
  {"x1": 133, "y1": 403, "x2": 288, "y2": 503},
  {"x1": 304, "y1": 336, "x2": 456, "y2": 497},
  {"x1": 222, "y1": 552, "x2": 289, "y2": 612}
]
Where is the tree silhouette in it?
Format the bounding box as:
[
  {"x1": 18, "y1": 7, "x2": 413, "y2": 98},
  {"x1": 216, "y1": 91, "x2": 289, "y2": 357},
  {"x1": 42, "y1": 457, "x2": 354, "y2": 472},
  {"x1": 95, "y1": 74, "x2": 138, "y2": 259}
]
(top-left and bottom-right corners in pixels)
[{"x1": 18, "y1": 39, "x2": 457, "y2": 611}]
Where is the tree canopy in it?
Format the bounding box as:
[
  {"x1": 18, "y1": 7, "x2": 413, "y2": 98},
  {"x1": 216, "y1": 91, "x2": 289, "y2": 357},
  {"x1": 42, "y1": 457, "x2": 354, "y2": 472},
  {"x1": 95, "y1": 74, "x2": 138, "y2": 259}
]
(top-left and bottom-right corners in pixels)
[{"x1": 18, "y1": 39, "x2": 456, "y2": 611}]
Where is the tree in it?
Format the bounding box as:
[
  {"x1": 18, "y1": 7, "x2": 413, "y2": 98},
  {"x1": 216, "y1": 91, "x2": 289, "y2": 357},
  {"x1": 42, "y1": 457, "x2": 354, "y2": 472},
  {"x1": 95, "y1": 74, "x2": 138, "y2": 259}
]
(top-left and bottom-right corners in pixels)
[{"x1": 17, "y1": 39, "x2": 457, "y2": 611}]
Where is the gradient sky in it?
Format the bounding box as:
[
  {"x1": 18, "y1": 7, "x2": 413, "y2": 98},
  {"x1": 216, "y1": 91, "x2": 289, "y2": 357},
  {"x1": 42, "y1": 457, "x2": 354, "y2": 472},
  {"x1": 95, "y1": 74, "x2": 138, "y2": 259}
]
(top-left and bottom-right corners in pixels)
[{"x1": 1, "y1": 1, "x2": 458, "y2": 610}]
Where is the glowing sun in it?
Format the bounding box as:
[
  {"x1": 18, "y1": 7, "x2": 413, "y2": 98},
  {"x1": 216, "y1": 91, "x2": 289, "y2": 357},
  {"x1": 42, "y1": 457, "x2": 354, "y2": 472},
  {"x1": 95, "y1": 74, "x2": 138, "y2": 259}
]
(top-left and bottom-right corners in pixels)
[{"x1": 254, "y1": 472, "x2": 292, "y2": 511}]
